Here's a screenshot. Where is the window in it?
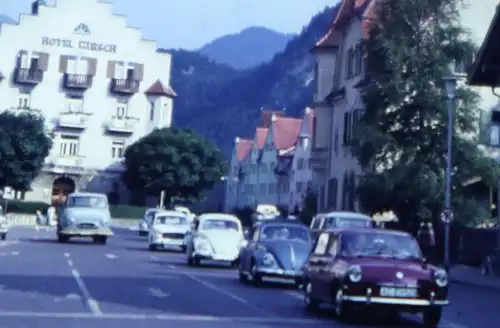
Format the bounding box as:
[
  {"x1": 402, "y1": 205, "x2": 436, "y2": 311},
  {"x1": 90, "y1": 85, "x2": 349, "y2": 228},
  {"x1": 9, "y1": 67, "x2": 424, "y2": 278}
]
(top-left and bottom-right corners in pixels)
[
  {"x1": 296, "y1": 181, "x2": 303, "y2": 193},
  {"x1": 328, "y1": 178, "x2": 338, "y2": 210},
  {"x1": 30, "y1": 57, "x2": 39, "y2": 70},
  {"x1": 259, "y1": 184, "x2": 266, "y2": 194},
  {"x1": 346, "y1": 48, "x2": 353, "y2": 78},
  {"x1": 111, "y1": 140, "x2": 125, "y2": 159},
  {"x1": 18, "y1": 93, "x2": 30, "y2": 108},
  {"x1": 313, "y1": 233, "x2": 330, "y2": 255},
  {"x1": 149, "y1": 101, "x2": 155, "y2": 121},
  {"x1": 343, "y1": 112, "x2": 351, "y2": 145},
  {"x1": 59, "y1": 135, "x2": 79, "y2": 156},
  {"x1": 297, "y1": 158, "x2": 304, "y2": 169},
  {"x1": 65, "y1": 97, "x2": 83, "y2": 113},
  {"x1": 114, "y1": 62, "x2": 125, "y2": 79},
  {"x1": 126, "y1": 68, "x2": 134, "y2": 80},
  {"x1": 328, "y1": 235, "x2": 339, "y2": 256},
  {"x1": 491, "y1": 126, "x2": 500, "y2": 146},
  {"x1": 19, "y1": 51, "x2": 30, "y2": 69},
  {"x1": 116, "y1": 102, "x2": 127, "y2": 118}
]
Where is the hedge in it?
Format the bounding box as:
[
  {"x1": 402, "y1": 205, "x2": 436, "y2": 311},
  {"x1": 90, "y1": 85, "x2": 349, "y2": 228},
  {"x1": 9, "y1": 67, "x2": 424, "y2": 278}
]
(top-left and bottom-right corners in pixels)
[{"x1": 2, "y1": 200, "x2": 148, "y2": 219}]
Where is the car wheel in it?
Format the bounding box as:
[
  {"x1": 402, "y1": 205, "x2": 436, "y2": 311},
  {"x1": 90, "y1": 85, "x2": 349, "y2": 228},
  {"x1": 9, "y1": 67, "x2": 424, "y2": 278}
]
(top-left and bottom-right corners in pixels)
[
  {"x1": 423, "y1": 308, "x2": 442, "y2": 327},
  {"x1": 333, "y1": 288, "x2": 352, "y2": 321},
  {"x1": 1, "y1": 234, "x2": 5, "y2": 241},
  {"x1": 304, "y1": 281, "x2": 319, "y2": 312},
  {"x1": 57, "y1": 234, "x2": 69, "y2": 243},
  {"x1": 481, "y1": 256, "x2": 493, "y2": 276},
  {"x1": 250, "y1": 263, "x2": 262, "y2": 285},
  {"x1": 149, "y1": 244, "x2": 157, "y2": 251},
  {"x1": 98, "y1": 237, "x2": 107, "y2": 245},
  {"x1": 231, "y1": 258, "x2": 239, "y2": 268}
]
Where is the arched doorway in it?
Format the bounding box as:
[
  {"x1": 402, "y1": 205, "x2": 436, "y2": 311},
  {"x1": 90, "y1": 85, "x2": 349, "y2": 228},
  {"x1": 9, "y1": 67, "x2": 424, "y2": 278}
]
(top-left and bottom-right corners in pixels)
[{"x1": 51, "y1": 176, "x2": 76, "y2": 205}]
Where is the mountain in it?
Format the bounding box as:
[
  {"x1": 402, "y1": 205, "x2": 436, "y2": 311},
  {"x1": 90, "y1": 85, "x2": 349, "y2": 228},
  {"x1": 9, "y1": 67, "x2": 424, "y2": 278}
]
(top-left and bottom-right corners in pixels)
[
  {"x1": 198, "y1": 27, "x2": 294, "y2": 70},
  {"x1": 168, "y1": 6, "x2": 336, "y2": 156},
  {"x1": 0, "y1": 14, "x2": 16, "y2": 24}
]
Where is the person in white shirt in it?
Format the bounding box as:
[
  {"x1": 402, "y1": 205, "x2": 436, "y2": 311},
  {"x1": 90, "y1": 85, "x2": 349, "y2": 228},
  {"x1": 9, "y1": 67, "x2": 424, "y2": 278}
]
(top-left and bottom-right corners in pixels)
[{"x1": 46, "y1": 206, "x2": 56, "y2": 226}]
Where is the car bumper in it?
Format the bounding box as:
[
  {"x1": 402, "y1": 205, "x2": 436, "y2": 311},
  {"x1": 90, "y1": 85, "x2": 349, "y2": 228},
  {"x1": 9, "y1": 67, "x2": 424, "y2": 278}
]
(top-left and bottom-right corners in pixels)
[
  {"x1": 151, "y1": 238, "x2": 185, "y2": 249},
  {"x1": 255, "y1": 267, "x2": 303, "y2": 279},
  {"x1": 0, "y1": 228, "x2": 8, "y2": 234},
  {"x1": 59, "y1": 227, "x2": 113, "y2": 236},
  {"x1": 193, "y1": 251, "x2": 239, "y2": 262},
  {"x1": 342, "y1": 295, "x2": 449, "y2": 307}
]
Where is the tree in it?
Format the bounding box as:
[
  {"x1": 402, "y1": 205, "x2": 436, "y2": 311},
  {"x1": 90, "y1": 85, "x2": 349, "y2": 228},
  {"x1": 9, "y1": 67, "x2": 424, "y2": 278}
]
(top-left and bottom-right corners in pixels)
[
  {"x1": 122, "y1": 127, "x2": 227, "y2": 206},
  {"x1": 354, "y1": 0, "x2": 500, "y2": 228},
  {"x1": 0, "y1": 110, "x2": 52, "y2": 191}
]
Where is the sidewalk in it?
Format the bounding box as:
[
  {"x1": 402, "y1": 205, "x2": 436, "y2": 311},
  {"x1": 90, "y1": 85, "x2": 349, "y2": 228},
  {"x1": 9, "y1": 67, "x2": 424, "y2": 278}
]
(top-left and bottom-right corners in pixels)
[{"x1": 450, "y1": 264, "x2": 500, "y2": 290}]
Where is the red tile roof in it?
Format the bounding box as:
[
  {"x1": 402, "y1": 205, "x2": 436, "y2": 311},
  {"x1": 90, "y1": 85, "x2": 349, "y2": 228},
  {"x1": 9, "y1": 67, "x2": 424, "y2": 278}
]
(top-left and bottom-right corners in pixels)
[
  {"x1": 144, "y1": 79, "x2": 177, "y2": 98},
  {"x1": 235, "y1": 138, "x2": 253, "y2": 161},
  {"x1": 260, "y1": 110, "x2": 284, "y2": 128},
  {"x1": 272, "y1": 117, "x2": 302, "y2": 150},
  {"x1": 255, "y1": 127, "x2": 268, "y2": 149}
]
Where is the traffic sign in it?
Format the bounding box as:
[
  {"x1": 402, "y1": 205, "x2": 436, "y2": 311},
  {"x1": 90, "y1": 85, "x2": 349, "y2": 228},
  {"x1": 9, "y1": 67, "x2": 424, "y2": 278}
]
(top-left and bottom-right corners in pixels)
[
  {"x1": 440, "y1": 209, "x2": 454, "y2": 223},
  {"x1": 2, "y1": 187, "x2": 14, "y2": 200}
]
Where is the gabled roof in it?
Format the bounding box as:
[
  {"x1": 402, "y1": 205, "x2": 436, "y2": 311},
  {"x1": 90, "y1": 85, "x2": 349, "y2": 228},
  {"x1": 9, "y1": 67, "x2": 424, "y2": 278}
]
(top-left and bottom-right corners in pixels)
[
  {"x1": 235, "y1": 138, "x2": 253, "y2": 161},
  {"x1": 260, "y1": 110, "x2": 284, "y2": 128},
  {"x1": 144, "y1": 79, "x2": 177, "y2": 98},
  {"x1": 272, "y1": 117, "x2": 303, "y2": 150},
  {"x1": 255, "y1": 127, "x2": 268, "y2": 149}
]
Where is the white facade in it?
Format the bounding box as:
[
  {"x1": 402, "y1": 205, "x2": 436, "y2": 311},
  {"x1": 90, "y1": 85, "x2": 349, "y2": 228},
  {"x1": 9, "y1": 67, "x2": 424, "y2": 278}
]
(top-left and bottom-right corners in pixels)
[
  {"x1": 310, "y1": 0, "x2": 499, "y2": 212},
  {"x1": 0, "y1": 0, "x2": 175, "y2": 203},
  {"x1": 225, "y1": 109, "x2": 314, "y2": 212}
]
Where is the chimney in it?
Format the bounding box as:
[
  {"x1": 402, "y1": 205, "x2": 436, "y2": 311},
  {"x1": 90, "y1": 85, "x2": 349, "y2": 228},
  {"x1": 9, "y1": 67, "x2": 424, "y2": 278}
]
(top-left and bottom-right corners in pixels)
[
  {"x1": 305, "y1": 107, "x2": 311, "y2": 114},
  {"x1": 271, "y1": 114, "x2": 277, "y2": 122},
  {"x1": 235, "y1": 137, "x2": 240, "y2": 143}
]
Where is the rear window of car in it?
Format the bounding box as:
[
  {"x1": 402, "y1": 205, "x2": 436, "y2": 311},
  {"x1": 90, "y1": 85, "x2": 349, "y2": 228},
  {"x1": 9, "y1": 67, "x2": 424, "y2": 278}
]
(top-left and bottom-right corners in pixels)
[
  {"x1": 201, "y1": 219, "x2": 239, "y2": 231},
  {"x1": 154, "y1": 215, "x2": 187, "y2": 225},
  {"x1": 311, "y1": 216, "x2": 323, "y2": 229},
  {"x1": 323, "y1": 216, "x2": 372, "y2": 229}
]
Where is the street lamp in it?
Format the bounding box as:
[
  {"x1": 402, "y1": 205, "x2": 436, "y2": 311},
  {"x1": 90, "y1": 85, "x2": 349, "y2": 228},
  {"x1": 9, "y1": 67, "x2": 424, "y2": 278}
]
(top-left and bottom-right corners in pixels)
[{"x1": 441, "y1": 62, "x2": 464, "y2": 271}]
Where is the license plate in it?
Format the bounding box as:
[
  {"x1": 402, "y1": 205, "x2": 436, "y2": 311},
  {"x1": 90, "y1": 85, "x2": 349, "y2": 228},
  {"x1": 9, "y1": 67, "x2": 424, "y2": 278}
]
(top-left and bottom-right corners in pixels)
[{"x1": 380, "y1": 287, "x2": 417, "y2": 298}]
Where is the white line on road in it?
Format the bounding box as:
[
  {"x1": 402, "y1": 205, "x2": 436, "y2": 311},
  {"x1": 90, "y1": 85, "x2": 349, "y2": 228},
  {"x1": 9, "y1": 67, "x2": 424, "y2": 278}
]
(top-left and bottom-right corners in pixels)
[
  {"x1": 0, "y1": 241, "x2": 19, "y2": 248},
  {"x1": 10, "y1": 251, "x2": 19, "y2": 256},
  {"x1": 71, "y1": 269, "x2": 102, "y2": 316},
  {"x1": 105, "y1": 253, "x2": 117, "y2": 259},
  {"x1": 147, "y1": 287, "x2": 169, "y2": 298},
  {"x1": 185, "y1": 273, "x2": 276, "y2": 317},
  {"x1": 0, "y1": 311, "x2": 325, "y2": 323},
  {"x1": 64, "y1": 252, "x2": 70, "y2": 257},
  {"x1": 167, "y1": 264, "x2": 176, "y2": 269}
]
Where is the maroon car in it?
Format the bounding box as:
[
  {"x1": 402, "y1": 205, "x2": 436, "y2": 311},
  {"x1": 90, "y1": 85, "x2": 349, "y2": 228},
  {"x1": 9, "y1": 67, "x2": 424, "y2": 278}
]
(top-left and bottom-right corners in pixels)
[{"x1": 303, "y1": 228, "x2": 448, "y2": 327}]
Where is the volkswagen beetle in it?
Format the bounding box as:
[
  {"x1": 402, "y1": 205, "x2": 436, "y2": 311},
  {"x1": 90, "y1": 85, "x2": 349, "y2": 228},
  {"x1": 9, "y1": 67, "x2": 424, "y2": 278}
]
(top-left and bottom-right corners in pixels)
[{"x1": 303, "y1": 228, "x2": 448, "y2": 327}]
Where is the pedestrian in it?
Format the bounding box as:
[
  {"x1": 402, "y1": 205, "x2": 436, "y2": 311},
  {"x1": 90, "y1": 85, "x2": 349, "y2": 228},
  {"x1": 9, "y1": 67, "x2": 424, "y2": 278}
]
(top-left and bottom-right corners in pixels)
[
  {"x1": 47, "y1": 206, "x2": 56, "y2": 226},
  {"x1": 417, "y1": 221, "x2": 436, "y2": 261}
]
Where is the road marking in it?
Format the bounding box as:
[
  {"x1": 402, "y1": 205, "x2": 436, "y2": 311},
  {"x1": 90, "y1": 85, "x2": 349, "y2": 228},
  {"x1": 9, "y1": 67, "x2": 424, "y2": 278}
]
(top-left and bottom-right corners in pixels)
[
  {"x1": 0, "y1": 241, "x2": 19, "y2": 248},
  {"x1": 185, "y1": 274, "x2": 275, "y2": 317},
  {"x1": 167, "y1": 264, "x2": 176, "y2": 269},
  {"x1": 150, "y1": 256, "x2": 158, "y2": 260},
  {"x1": 147, "y1": 287, "x2": 169, "y2": 298},
  {"x1": 64, "y1": 253, "x2": 70, "y2": 257},
  {"x1": 11, "y1": 251, "x2": 19, "y2": 256},
  {"x1": 0, "y1": 311, "x2": 325, "y2": 323},
  {"x1": 284, "y1": 290, "x2": 302, "y2": 300},
  {"x1": 105, "y1": 253, "x2": 117, "y2": 259},
  {"x1": 67, "y1": 260, "x2": 73, "y2": 267},
  {"x1": 71, "y1": 269, "x2": 102, "y2": 316}
]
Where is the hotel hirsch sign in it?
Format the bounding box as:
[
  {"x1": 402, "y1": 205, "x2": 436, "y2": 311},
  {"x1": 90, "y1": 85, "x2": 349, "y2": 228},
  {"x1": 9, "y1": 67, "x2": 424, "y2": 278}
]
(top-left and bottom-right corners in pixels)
[{"x1": 40, "y1": 23, "x2": 117, "y2": 53}]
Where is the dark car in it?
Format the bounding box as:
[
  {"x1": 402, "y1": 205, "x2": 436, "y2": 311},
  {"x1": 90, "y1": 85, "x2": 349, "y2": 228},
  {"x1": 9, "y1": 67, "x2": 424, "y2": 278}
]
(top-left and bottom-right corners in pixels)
[
  {"x1": 238, "y1": 219, "x2": 312, "y2": 287},
  {"x1": 303, "y1": 228, "x2": 448, "y2": 327}
]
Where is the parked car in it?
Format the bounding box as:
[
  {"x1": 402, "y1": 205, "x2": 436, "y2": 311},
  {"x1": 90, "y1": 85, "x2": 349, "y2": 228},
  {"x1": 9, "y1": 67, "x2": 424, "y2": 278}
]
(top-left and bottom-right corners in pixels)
[
  {"x1": 303, "y1": 228, "x2": 448, "y2": 327},
  {"x1": 148, "y1": 210, "x2": 190, "y2": 251},
  {"x1": 138, "y1": 208, "x2": 160, "y2": 236},
  {"x1": 0, "y1": 206, "x2": 7, "y2": 240},
  {"x1": 185, "y1": 213, "x2": 245, "y2": 267},
  {"x1": 57, "y1": 192, "x2": 113, "y2": 244},
  {"x1": 309, "y1": 211, "x2": 373, "y2": 240},
  {"x1": 239, "y1": 219, "x2": 312, "y2": 287}
]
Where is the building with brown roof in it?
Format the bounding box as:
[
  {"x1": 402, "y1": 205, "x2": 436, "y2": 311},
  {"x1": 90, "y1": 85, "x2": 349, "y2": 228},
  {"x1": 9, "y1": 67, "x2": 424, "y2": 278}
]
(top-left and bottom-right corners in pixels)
[
  {"x1": 310, "y1": 0, "x2": 499, "y2": 212},
  {"x1": 225, "y1": 108, "x2": 314, "y2": 211}
]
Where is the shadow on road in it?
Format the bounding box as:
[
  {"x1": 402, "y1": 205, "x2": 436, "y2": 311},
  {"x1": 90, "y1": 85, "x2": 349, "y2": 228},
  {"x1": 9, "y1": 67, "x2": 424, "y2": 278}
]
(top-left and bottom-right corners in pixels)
[{"x1": 19, "y1": 238, "x2": 102, "y2": 246}]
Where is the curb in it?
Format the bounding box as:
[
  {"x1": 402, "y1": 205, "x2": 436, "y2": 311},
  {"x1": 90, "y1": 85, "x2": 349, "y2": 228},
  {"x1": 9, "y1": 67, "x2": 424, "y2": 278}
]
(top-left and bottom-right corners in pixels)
[{"x1": 450, "y1": 277, "x2": 500, "y2": 291}]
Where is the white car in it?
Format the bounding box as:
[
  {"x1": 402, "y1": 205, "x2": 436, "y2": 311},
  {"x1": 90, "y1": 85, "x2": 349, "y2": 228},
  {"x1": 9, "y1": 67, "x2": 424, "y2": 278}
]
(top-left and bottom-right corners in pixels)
[
  {"x1": 148, "y1": 211, "x2": 190, "y2": 251},
  {"x1": 138, "y1": 208, "x2": 160, "y2": 236},
  {"x1": 0, "y1": 207, "x2": 7, "y2": 240},
  {"x1": 185, "y1": 213, "x2": 245, "y2": 267}
]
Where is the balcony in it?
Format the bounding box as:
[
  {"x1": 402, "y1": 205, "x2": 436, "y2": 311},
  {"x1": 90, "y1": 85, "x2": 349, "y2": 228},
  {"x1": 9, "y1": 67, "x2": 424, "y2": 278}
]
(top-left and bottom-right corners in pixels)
[
  {"x1": 57, "y1": 112, "x2": 90, "y2": 130},
  {"x1": 309, "y1": 147, "x2": 329, "y2": 171},
  {"x1": 44, "y1": 156, "x2": 86, "y2": 175},
  {"x1": 105, "y1": 116, "x2": 137, "y2": 134},
  {"x1": 111, "y1": 78, "x2": 140, "y2": 94},
  {"x1": 14, "y1": 68, "x2": 44, "y2": 84},
  {"x1": 63, "y1": 74, "x2": 93, "y2": 89}
]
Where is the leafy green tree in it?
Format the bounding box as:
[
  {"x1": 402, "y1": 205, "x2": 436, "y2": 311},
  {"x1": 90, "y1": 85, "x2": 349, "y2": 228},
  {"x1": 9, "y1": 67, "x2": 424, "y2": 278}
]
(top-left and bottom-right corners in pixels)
[
  {"x1": 122, "y1": 127, "x2": 227, "y2": 206},
  {"x1": 0, "y1": 110, "x2": 52, "y2": 191},
  {"x1": 354, "y1": 0, "x2": 500, "y2": 227}
]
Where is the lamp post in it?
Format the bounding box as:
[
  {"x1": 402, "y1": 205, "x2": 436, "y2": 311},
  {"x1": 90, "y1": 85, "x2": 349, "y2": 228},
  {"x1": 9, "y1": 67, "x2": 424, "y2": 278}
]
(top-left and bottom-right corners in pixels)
[{"x1": 442, "y1": 63, "x2": 462, "y2": 271}]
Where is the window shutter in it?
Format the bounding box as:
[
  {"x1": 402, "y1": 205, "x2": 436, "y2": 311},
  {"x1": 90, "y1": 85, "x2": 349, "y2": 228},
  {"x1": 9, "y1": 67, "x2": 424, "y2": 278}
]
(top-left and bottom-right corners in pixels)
[
  {"x1": 58, "y1": 55, "x2": 68, "y2": 73},
  {"x1": 106, "y1": 60, "x2": 116, "y2": 78},
  {"x1": 38, "y1": 53, "x2": 49, "y2": 70},
  {"x1": 88, "y1": 58, "x2": 97, "y2": 76}
]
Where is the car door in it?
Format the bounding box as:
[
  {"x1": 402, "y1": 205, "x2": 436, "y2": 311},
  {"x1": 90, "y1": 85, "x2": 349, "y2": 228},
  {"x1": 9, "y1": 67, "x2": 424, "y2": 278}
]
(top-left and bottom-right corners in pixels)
[
  {"x1": 315, "y1": 233, "x2": 340, "y2": 300},
  {"x1": 242, "y1": 227, "x2": 260, "y2": 271},
  {"x1": 305, "y1": 232, "x2": 331, "y2": 299}
]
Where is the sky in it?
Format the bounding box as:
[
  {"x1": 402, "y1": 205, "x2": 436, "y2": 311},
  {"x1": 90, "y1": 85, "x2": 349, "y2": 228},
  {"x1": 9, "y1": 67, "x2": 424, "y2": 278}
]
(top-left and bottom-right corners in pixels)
[{"x1": 0, "y1": 0, "x2": 336, "y2": 50}]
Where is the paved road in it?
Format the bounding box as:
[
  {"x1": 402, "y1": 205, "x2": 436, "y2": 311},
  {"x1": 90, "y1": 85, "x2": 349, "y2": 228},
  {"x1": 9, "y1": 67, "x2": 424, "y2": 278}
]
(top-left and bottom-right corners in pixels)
[{"x1": 0, "y1": 227, "x2": 495, "y2": 328}]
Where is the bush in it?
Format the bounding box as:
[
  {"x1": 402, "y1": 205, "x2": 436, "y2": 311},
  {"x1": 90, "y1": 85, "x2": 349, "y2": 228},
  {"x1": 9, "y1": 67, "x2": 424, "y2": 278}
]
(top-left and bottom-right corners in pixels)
[
  {"x1": 3, "y1": 200, "x2": 50, "y2": 214},
  {"x1": 109, "y1": 205, "x2": 149, "y2": 219}
]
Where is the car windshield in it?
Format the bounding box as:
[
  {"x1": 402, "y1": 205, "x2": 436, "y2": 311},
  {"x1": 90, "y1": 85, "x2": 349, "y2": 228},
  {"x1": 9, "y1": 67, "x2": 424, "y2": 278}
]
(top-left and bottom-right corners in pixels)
[
  {"x1": 67, "y1": 196, "x2": 107, "y2": 209},
  {"x1": 340, "y1": 231, "x2": 421, "y2": 259},
  {"x1": 145, "y1": 210, "x2": 157, "y2": 221},
  {"x1": 201, "y1": 219, "x2": 239, "y2": 231},
  {"x1": 261, "y1": 225, "x2": 310, "y2": 242},
  {"x1": 336, "y1": 217, "x2": 372, "y2": 229},
  {"x1": 154, "y1": 215, "x2": 187, "y2": 225}
]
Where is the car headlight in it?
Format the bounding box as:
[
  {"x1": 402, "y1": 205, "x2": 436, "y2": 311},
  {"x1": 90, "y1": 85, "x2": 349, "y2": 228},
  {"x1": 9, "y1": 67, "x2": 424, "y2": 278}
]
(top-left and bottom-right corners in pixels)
[
  {"x1": 347, "y1": 265, "x2": 362, "y2": 283},
  {"x1": 152, "y1": 230, "x2": 162, "y2": 239},
  {"x1": 434, "y1": 269, "x2": 448, "y2": 287},
  {"x1": 194, "y1": 237, "x2": 212, "y2": 253},
  {"x1": 261, "y1": 252, "x2": 278, "y2": 267}
]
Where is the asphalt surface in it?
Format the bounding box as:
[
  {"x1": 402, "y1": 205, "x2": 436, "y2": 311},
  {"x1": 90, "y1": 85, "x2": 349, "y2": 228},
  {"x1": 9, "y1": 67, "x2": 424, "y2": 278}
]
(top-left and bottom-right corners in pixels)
[{"x1": 0, "y1": 227, "x2": 495, "y2": 328}]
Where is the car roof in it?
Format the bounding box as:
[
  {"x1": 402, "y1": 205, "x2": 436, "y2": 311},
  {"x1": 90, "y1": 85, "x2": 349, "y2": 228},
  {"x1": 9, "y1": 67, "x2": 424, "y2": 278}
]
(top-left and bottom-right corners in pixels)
[
  {"x1": 322, "y1": 211, "x2": 372, "y2": 220},
  {"x1": 155, "y1": 210, "x2": 187, "y2": 217},
  {"x1": 69, "y1": 192, "x2": 106, "y2": 198},
  {"x1": 326, "y1": 228, "x2": 411, "y2": 237},
  {"x1": 254, "y1": 219, "x2": 307, "y2": 227},
  {"x1": 198, "y1": 213, "x2": 240, "y2": 221}
]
